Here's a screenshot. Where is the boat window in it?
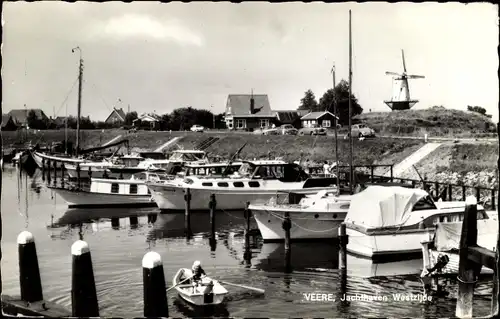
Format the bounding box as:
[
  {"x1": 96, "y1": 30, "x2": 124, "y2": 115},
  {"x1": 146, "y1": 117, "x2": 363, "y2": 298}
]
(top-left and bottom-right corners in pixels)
[
  {"x1": 130, "y1": 184, "x2": 138, "y2": 194},
  {"x1": 111, "y1": 183, "x2": 119, "y2": 193},
  {"x1": 202, "y1": 182, "x2": 213, "y2": 187},
  {"x1": 248, "y1": 181, "x2": 260, "y2": 188},
  {"x1": 218, "y1": 182, "x2": 229, "y2": 187},
  {"x1": 233, "y1": 182, "x2": 244, "y2": 188},
  {"x1": 411, "y1": 195, "x2": 437, "y2": 211}
]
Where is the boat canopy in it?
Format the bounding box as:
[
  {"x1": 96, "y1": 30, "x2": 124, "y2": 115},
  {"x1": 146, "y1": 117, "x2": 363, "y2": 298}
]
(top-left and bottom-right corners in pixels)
[
  {"x1": 434, "y1": 220, "x2": 498, "y2": 252},
  {"x1": 344, "y1": 186, "x2": 430, "y2": 228}
]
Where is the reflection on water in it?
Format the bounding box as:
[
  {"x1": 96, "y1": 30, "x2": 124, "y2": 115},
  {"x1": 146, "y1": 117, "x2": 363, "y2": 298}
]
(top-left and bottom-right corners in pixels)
[{"x1": 0, "y1": 167, "x2": 495, "y2": 318}]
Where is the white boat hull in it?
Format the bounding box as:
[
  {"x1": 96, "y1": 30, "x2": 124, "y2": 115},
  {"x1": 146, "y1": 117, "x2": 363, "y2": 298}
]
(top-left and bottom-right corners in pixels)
[
  {"x1": 251, "y1": 206, "x2": 347, "y2": 241},
  {"x1": 32, "y1": 151, "x2": 83, "y2": 169},
  {"x1": 148, "y1": 184, "x2": 338, "y2": 211},
  {"x1": 346, "y1": 227, "x2": 435, "y2": 260},
  {"x1": 52, "y1": 188, "x2": 156, "y2": 208},
  {"x1": 173, "y1": 268, "x2": 228, "y2": 306}
]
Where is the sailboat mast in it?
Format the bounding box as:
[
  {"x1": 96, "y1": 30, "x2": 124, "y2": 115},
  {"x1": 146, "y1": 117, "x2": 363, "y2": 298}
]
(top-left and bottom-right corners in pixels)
[
  {"x1": 73, "y1": 46, "x2": 83, "y2": 156},
  {"x1": 331, "y1": 64, "x2": 340, "y2": 194},
  {"x1": 348, "y1": 10, "x2": 354, "y2": 195}
]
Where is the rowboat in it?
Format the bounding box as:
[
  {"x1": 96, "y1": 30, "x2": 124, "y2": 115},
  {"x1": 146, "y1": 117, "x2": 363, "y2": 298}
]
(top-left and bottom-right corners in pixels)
[{"x1": 173, "y1": 268, "x2": 228, "y2": 306}]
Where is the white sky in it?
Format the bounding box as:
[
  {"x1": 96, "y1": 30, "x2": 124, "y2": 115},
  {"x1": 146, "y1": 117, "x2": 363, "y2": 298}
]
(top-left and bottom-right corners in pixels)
[{"x1": 2, "y1": 2, "x2": 499, "y2": 121}]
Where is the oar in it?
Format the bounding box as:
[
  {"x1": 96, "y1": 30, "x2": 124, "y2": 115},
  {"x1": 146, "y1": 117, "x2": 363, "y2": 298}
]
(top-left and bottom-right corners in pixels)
[
  {"x1": 218, "y1": 280, "x2": 265, "y2": 294},
  {"x1": 166, "y1": 275, "x2": 193, "y2": 292}
]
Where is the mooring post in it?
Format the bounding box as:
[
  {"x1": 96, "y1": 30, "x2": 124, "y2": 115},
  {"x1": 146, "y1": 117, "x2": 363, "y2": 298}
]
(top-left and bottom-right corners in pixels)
[
  {"x1": 18, "y1": 231, "x2": 44, "y2": 302},
  {"x1": 47, "y1": 159, "x2": 52, "y2": 185},
  {"x1": 184, "y1": 188, "x2": 192, "y2": 238},
  {"x1": 61, "y1": 164, "x2": 65, "y2": 188},
  {"x1": 41, "y1": 158, "x2": 46, "y2": 181},
  {"x1": 339, "y1": 223, "x2": 348, "y2": 271},
  {"x1": 76, "y1": 163, "x2": 81, "y2": 189},
  {"x1": 435, "y1": 182, "x2": 439, "y2": 200},
  {"x1": 53, "y1": 160, "x2": 57, "y2": 186},
  {"x1": 244, "y1": 201, "x2": 252, "y2": 262},
  {"x1": 491, "y1": 189, "x2": 496, "y2": 211},
  {"x1": 283, "y1": 211, "x2": 291, "y2": 254},
  {"x1": 142, "y1": 251, "x2": 168, "y2": 318},
  {"x1": 209, "y1": 194, "x2": 216, "y2": 247},
  {"x1": 130, "y1": 216, "x2": 138, "y2": 228},
  {"x1": 71, "y1": 240, "x2": 99, "y2": 317},
  {"x1": 448, "y1": 184, "x2": 453, "y2": 201},
  {"x1": 462, "y1": 185, "x2": 467, "y2": 202},
  {"x1": 390, "y1": 165, "x2": 394, "y2": 182},
  {"x1": 88, "y1": 167, "x2": 92, "y2": 179},
  {"x1": 456, "y1": 196, "x2": 481, "y2": 318},
  {"x1": 111, "y1": 218, "x2": 119, "y2": 229},
  {"x1": 411, "y1": 180, "x2": 416, "y2": 188},
  {"x1": 119, "y1": 172, "x2": 124, "y2": 180},
  {"x1": 476, "y1": 187, "x2": 481, "y2": 204}
]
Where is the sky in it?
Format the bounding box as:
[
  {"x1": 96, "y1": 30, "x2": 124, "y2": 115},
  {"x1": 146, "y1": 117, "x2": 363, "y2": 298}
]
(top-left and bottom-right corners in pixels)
[{"x1": 2, "y1": 2, "x2": 499, "y2": 122}]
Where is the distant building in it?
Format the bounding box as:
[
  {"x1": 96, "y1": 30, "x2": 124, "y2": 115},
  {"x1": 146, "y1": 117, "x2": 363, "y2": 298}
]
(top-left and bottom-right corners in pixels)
[
  {"x1": 105, "y1": 108, "x2": 126, "y2": 125},
  {"x1": 133, "y1": 113, "x2": 162, "y2": 130},
  {"x1": 224, "y1": 94, "x2": 276, "y2": 131},
  {"x1": 7, "y1": 109, "x2": 49, "y2": 128},
  {"x1": 53, "y1": 116, "x2": 68, "y2": 129},
  {"x1": 1, "y1": 114, "x2": 18, "y2": 131},
  {"x1": 300, "y1": 111, "x2": 339, "y2": 128}
]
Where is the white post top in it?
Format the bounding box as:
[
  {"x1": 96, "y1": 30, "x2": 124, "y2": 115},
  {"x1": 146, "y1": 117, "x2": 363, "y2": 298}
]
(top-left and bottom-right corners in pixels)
[
  {"x1": 71, "y1": 240, "x2": 90, "y2": 256},
  {"x1": 142, "y1": 251, "x2": 162, "y2": 269},
  {"x1": 17, "y1": 231, "x2": 34, "y2": 245},
  {"x1": 465, "y1": 195, "x2": 477, "y2": 206}
]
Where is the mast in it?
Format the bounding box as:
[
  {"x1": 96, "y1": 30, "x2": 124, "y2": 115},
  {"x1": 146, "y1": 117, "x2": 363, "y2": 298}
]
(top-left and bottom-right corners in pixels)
[
  {"x1": 72, "y1": 46, "x2": 83, "y2": 156},
  {"x1": 331, "y1": 64, "x2": 340, "y2": 194},
  {"x1": 348, "y1": 10, "x2": 354, "y2": 195}
]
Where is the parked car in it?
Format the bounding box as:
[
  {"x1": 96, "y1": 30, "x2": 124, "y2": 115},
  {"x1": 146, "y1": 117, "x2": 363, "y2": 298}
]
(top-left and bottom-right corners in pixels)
[
  {"x1": 279, "y1": 124, "x2": 298, "y2": 135},
  {"x1": 350, "y1": 124, "x2": 375, "y2": 138},
  {"x1": 190, "y1": 125, "x2": 204, "y2": 132},
  {"x1": 298, "y1": 124, "x2": 327, "y2": 136}
]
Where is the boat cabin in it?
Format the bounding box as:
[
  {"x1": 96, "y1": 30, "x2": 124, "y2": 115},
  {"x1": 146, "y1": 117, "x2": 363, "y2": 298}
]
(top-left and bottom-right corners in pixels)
[
  {"x1": 114, "y1": 154, "x2": 145, "y2": 167},
  {"x1": 183, "y1": 162, "x2": 242, "y2": 177},
  {"x1": 235, "y1": 160, "x2": 310, "y2": 182}
]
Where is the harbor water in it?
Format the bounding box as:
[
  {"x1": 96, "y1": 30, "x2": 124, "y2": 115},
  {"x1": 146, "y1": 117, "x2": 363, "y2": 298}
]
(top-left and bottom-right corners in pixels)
[{"x1": 1, "y1": 166, "x2": 494, "y2": 317}]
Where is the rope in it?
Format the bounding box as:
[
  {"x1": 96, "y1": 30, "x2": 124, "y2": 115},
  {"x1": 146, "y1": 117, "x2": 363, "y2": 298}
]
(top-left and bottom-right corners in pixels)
[
  {"x1": 83, "y1": 80, "x2": 113, "y2": 113},
  {"x1": 457, "y1": 276, "x2": 478, "y2": 284}
]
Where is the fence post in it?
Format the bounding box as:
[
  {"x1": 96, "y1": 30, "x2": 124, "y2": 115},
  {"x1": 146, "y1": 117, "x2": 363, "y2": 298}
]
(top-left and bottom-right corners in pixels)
[
  {"x1": 71, "y1": 240, "x2": 99, "y2": 317},
  {"x1": 18, "y1": 231, "x2": 43, "y2": 302},
  {"x1": 142, "y1": 251, "x2": 168, "y2": 318}
]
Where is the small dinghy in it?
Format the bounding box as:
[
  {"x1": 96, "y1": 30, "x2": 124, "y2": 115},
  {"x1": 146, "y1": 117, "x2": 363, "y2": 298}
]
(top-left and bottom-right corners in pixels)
[{"x1": 173, "y1": 268, "x2": 228, "y2": 306}]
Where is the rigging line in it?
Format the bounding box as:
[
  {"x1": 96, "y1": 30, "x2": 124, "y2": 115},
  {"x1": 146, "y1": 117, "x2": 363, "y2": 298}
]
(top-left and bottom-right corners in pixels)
[
  {"x1": 25, "y1": 171, "x2": 29, "y2": 229},
  {"x1": 82, "y1": 79, "x2": 112, "y2": 113}
]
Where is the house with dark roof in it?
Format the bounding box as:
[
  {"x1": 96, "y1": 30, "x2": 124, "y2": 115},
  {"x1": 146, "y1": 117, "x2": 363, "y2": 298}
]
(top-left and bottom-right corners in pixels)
[
  {"x1": 274, "y1": 110, "x2": 309, "y2": 128},
  {"x1": 105, "y1": 108, "x2": 127, "y2": 125},
  {"x1": 1, "y1": 114, "x2": 18, "y2": 131},
  {"x1": 132, "y1": 112, "x2": 162, "y2": 130},
  {"x1": 53, "y1": 116, "x2": 68, "y2": 128},
  {"x1": 300, "y1": 111, "x2": 339, "y2": 128},
  {"x1": 224, "y1": 94, "x2": 276, "y2": 131},
  {"x1": 7, "y1": 109, "x2": 49, "y2": 128}
]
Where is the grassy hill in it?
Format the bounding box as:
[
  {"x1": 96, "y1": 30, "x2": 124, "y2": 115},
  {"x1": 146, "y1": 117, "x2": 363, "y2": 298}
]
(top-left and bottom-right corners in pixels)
[{"x1": 355, "y1": 107, "x2": 497, "y2": 137}]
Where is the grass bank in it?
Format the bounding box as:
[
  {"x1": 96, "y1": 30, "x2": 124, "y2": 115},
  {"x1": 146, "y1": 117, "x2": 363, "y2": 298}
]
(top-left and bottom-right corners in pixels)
[
  {"x1": 355, "y1": 107, "x2": 497, "y2": 138},
  {"x1": 2, "y1": 129, "x2": 425, "y2": 166}
]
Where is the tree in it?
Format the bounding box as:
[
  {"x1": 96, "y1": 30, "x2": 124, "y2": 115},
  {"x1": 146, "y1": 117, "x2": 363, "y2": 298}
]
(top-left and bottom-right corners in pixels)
[
  {"x1": 318, "y1": 79, "x2": 363, "y2": 125},
  {"x1": 124, "y1": 111, "x2": 138, "y2": 126},
  {"x1": 297, "y1": 90, "x2": 319, "y2": 112},
  {"x1": 467, "y1": 105, "x2": 492, "y2": 118},
  {"x1": 27, "y1": 110, "x2": 47, "y2": 130}
]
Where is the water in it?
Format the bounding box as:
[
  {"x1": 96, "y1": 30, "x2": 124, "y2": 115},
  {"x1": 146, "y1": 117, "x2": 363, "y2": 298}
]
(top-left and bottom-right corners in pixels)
[{"x1": 1, "y1": 166, "x2": 495, "y2": 317}]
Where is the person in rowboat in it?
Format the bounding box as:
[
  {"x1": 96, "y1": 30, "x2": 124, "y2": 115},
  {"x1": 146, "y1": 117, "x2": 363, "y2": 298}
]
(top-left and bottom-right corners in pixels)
[{"x1": 191, "y1": 260, "x2": 206, "y2": 285}]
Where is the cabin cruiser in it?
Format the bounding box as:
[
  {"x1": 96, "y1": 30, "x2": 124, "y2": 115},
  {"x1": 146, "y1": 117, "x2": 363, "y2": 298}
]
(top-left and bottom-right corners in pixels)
[
  {"x1": 147, "y1": 160, "x2": 339, "y2": 211},
  {"x1": 50, "y1": 161, "x2": 243, "y2": 208},
  {"x1": 249, "y1": 189, "x2": 351, "y2": 242},
  {"x1": 344, "y1": 185, "x2": 488, "y2": 261}
]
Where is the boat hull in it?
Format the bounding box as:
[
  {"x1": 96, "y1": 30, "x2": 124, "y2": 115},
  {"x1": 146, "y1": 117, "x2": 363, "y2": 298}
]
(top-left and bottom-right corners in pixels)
[
  {"x1": 148, "y1": 184, "x2": 338, "y2": 211},
  {"x1": 32, "y1": 151, "x2": 82, "y2": 169},
  {"x1": 51, "y1": 187, "x2": 156, "y2": 208},
  {"x1": 173, "y1": 268, "x2": 228, "y2": 306},
  {"x1": 251, "y1": 205, "x2": 347, "y2": 241},
  {"x1": 345, "y1": 227, "x2": 435, "y2": 262}
]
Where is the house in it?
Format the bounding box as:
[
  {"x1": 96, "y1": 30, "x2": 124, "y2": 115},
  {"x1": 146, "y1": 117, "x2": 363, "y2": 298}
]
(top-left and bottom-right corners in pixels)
[
  {"x1": 273, "y1": 110, "x2": 309, "y2": 128},
  {"x1": 132, "y1": 113, "x2": 162, "y2": 130},
  {"x1": 8, "y1": 109, "x2": 49, "y2": 128},
  {"x1": 1, "y1": 114, "x2": 18, "y2": 131},
  {"x1": 105, "y1": 108, "x2": 126, "y2": 125},
  {"x1": 300, "y1": 111, "x2": 339, "y2": 128},
  {"x1": 224, "y1": 94, "x2": 276, "y2": 131},
  {"x1": 53, "y1": 116, "x2": 68, "y2": 128}
]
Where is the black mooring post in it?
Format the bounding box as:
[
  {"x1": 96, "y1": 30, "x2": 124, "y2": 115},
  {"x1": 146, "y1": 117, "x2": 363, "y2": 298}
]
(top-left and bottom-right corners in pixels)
[
  {"x1": 184, "y1": 188, "x2": 192, "y2": 238},
  {"x1": 209, "y1": 194, "x2": 216, "y2": 250},
  {"x1": 71, "y1": 240, "x2": 99, "y2": 317},
  {"x1": 142, "y1": 251, "x2": 168, "y2": 318},
  {"x1": 18, "y1": 231, "x2": 44, "y2": 302},
  {"x1": 338, "y1": 223, "x2": 347, "y2": 271}
]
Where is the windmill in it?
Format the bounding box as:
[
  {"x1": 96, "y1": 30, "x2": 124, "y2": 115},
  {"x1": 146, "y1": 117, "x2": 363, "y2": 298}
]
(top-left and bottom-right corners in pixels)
[{"x1": 384, "y1": 49, "x2": 425, "y2": 111}]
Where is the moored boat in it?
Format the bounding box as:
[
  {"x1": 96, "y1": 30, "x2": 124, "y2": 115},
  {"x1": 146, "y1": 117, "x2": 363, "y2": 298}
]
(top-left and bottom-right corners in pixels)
[
  {"x1": 344, "y1": 185, "x2": 489, "y2": 262},
  {"x1": 147, "y1": 160, "x2": 339, "y2": 212},
  {"x1": 173, "y1": 268, "x2": 228, "y2": 306},
  {"x1": 249, "y1": 189, "x2": 351, "y2": 242}
]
